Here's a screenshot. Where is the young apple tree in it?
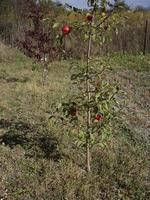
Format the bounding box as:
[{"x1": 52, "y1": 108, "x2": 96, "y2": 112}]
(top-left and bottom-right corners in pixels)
[{"x1": 50, "y1": 0, "x2": 123, "y2": 172}]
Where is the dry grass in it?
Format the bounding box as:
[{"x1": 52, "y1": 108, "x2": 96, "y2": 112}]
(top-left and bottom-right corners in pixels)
[{"x1": 0, "y1": 42, "x2": 149, "y2": 199}]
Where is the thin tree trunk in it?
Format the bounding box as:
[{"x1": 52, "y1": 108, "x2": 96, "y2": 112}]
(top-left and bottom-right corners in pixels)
[
  {"x1": 86, "y1": 30, "x2": 92, "y2": 172},
  {"x1": 86, "y1": 4, "x2": 96, "y2": 172},
  {"x1": 63, "y1": 35, "x2": 66, "y2": 59},
  {"x1": 42, "y1": 56, "x2": 49, "y2": 86}
]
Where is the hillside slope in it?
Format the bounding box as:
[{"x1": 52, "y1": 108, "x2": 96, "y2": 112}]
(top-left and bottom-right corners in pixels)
[{"x1": 0, "y1": 43, "x2": 149, "y2": 199}]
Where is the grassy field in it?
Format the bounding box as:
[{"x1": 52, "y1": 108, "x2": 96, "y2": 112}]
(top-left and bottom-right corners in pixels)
[{"x1": 0, "y1": 42, "x2": 150, "y2": 199}]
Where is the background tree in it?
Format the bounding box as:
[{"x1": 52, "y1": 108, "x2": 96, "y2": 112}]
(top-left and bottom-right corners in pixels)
[
  {"x1": 19, "y1": 0, "x2": 60, "y2": 61},
  {"x1": 18, "y1": 0, "x2": 62, "y2": 85}
]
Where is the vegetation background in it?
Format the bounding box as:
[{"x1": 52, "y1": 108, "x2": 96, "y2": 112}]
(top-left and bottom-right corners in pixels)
[{"x1": 0, "y1": 0, "x2": 150, "y2": 199}]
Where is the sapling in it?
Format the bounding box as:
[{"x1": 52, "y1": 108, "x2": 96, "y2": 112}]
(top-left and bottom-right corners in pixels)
[{"x1": 50, "y1": 0, "x2": 122, "y2": 172}]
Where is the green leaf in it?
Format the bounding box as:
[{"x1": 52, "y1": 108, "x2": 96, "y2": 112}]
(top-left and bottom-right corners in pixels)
[
  {"x1": 52, "y1": 22, "x2": 60, "y2": 29},
  {"x1": 78, "y1": 130, "x2": 85, "y2": 140},
  {"x1": 84, "y1": 34, "x2": 89, "y2": 40}
]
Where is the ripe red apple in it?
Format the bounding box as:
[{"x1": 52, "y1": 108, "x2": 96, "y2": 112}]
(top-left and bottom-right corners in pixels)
[
  {"x1": 62, "y1": 24, "x2": 71, "y2": 35},
  {"x1": 86, "y1": 13, "x2": 93, "y2": 22},
  {"x1": 95, "y1": 114, "x2": 104, "y2": 121}
]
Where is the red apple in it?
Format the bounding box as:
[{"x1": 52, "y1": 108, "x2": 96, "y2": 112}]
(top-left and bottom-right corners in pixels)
[
  {"x1": 86, "y1": 13, "x2": 93, "y2": 22},
  {"x1": 62, "y1": 24, "x2": 71, "y2": 35},
  {"x1": 95, "y1": 114, "x2": 104, "y2": 121}
]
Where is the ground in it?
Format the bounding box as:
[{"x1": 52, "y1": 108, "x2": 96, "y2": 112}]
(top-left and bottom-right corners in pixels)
[{"x1": 0, "y1": 42, "x2": 149, "y2": 199}]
